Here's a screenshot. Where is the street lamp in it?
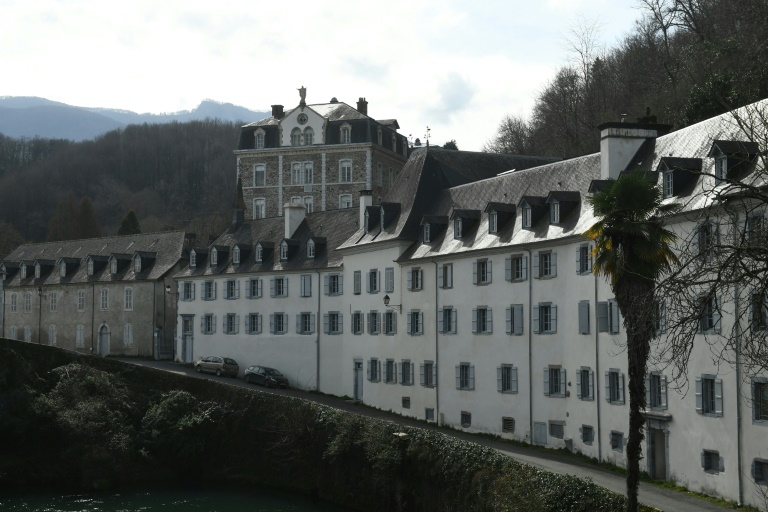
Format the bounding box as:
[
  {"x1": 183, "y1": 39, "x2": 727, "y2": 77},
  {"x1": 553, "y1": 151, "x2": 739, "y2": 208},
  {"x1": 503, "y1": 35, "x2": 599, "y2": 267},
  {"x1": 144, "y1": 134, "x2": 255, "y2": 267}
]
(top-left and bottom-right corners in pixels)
[{"x1": 383, "y1": 294, "x2": 401, "y2": 312}]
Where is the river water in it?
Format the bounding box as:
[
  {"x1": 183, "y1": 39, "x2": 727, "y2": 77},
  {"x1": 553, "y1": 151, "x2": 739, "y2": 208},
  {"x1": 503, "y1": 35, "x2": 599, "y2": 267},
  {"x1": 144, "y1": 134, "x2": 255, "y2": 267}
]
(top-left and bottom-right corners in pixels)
[{"x1": 0, "y1": 487, "x2": 348, "y2": 511}]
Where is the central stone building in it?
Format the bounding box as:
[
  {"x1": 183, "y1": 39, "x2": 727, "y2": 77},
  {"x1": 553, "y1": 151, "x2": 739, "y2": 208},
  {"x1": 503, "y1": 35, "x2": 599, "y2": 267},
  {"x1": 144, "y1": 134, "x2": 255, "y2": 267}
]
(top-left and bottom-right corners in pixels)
[{"x1": 235, "y1": 87, "x2": 409, "y2": 220}]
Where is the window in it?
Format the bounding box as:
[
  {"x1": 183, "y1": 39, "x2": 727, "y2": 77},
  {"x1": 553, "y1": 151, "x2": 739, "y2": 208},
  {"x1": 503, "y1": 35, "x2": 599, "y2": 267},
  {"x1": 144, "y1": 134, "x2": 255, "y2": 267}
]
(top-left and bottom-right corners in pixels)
[
  {"x1": 34, "y1": 263, "x2": 40, "y2": 278},
  {"x1": 291, "y1": 128, "x2": 301, "y2": 146},
  {"x1": 423, "y1": 224, "x2": 431, "y2": 242},
  {"x1": 473, "y1": 259, "x2": 491, "y2": 285},
  {"x1": 549, "y1": 421, "x2": 565, "y2": 439},
  {"x1": 400, "y1": 360, "x2": 413, "y2": 386},
  {"x1": 367, "y1": 269, "x2": 380, "y2": 293},
  {"x1": 494, "y1": 303, "x2": 518, "y2": 337},
  {"x1": 24, "y1": 292, "x2": 32, "y2": 312},
  {"x1": 647, "y1": 372, "x2": 668, "y2": 410},
  {"x1": 76, "y1": 324, "x2": 85, "y2": 348},
  {"x1": 438, "y1": 263, "x2": 453, "y2": 288},
  {"x1": 9, "y1": 293, "x2": 17, "y2": 312},
  {"x1": 124, "y1": 288, "x2": 133, "y2": 310},
  {"x1": 59, "y1": 262, "x2": 66, "y2": 277},
  {"x1": 377, "y1": 129, "x2": 383, "y2": 146},
  {"x1": 597, "y1": 299, "x2": 621, "y2": 334},
  {"x1": 271, "y1": 277, "x2": 288, "y2": 298},
  {"x1": 223, "y1": 313, "x2": 238, "y2": 334},
  {"x1": 123, "y1": 323, "x2": 133, "y2": 347},
  {"x1": 714, "y1": 155, "x2": 727, "y2": 184},
  {"x1": 352, "y1": 311, "x2": 364, "y2": 334},
  {"x1": 271, "y1": 313, "x2": 287, "y2": 335},
  {"x1": 533, "y1": 303, "x2": 557, "y2": 334},
  {"x1": 576, "y1": 367, "x2": 594, "y2": 401},
  {"x1": 535, "y1": 251, "x2": 556, "y2": 278},
  {"x1": 654, "y1": 300, "x2": 667, "y2": 335},
  {"x1": 203, "y1": 281, "x2": 216, "y2": 300},
  {"x1": 189, "y1": 251, "x2": 197, "y2": 268},
  {"x1": 291, "y1": 162, "x2": 302, "y2": 184},
  {"x1": 110, "y1": 258, "x2": 117, "y2": 275},
  {"x1": 522, "y1": 206, "x2": 531, "y2": 228},
  {"x1": 606, "y1": 369, "x2": 626, "y2": 405},
  {"x1": 374, "y1": 267, "x2": 388, "y2": 294},
  {"x1": 324, "y1": 312, "x2": 342, "y2": 335},
  {"x1": 754, "y1": 379, "x2": 768, "y2": 423},
  {"x1": 368, "y1": 311, "x2": 380, "y2": 334},
  {"x1": 247, "y1": 313, "x2": 262, "y2": 334},
  {"x1": 454, "y1": 218, "x2": 462, "y2": 239},
  {"x1": 134, "y1": 256, "x2": 142, "y2": 273},
  {"x1": 544, "y1": 366, "x2": 566, "y2": 397},
  {"x1": 695, "y1": 222, "x2": 717, "y2": 260},
  {"x1": 702, "y1": 450, "x2": 722, "y2": 473},
  {"x1": 385, "y1": 359, "x2": 397, "y2": 384},
  {"x1": 353, "y1": 271, "x2": 362, "y2": 294},
  {"x1": 280, "y1": 242, "x2": 289, "y2": 261},
  {"x1": 339, "y1": 160, "x2": 352, "y2": 183},
  {"x1": 253, "y1": 165, "x2": 266, "y2": 187},
  {"x1": 20, "y1": 264, "x2": 28, "y2": 279},
  {"x1": 77, "y1": 291, "x2": 86, "y2": 311},
  {"x1": 48, "y1": 324, "x2": 57, "y2": 346},
  {"x1": 300, "y1": 274, "x2": 312, "y2": 297},
  {"x1": 578, "y1": 300, "x2": 590, "y2": 334},
  {"x1": 255, "y1": 245, "x2": 264, "y2": 262},
  {"x1": 377, "y1": 163, "x2": 383, "y2": 186},
  {"x1": 384, "y1": 311, "x2": 397, "y2": 335},
  {"x1": 610, "y1": 431, "x2": 624, "y2": 452},
  {"x1": 696, "y1": 375, "x2": 723, "y2": 416},
  {"x1": 210, "y1": 249, "x2": 218, "y2": 267},
  {"x1": 303, "y1": 162, "x2": 313, "y2": 184},
  {"x1": 456, "y1": 362, "x2": 474, "y2": 390},
  {"x1": 502, "y1": 417, "x2": 515, "y2": 434},
  {"x1": 339, "y1": 194, "x2": 352, "y2": 209},
  {"x1": 325, "y1": 273, "x2": 342, "y2": 296},
  {"x1": 421, "y1": 361, "x2": 436, "y2": 387},
  {"x1": 49, "y1": 292, "x2": 58, "y2": 312},
  {"x1": 489, "y1": 212, "x2": 498, "y2": 234},
  {"x1": 100, "y1": 289, "x2": 109, "y2": 311},
  {"x1": 751, "y1": 291, "x2": 768, "y2": 331},
  {"x1": 401, "y1": 397, "x2": 410, "y2": 409},
  {"x1": 472, "y1": 306, "x2": 493, "y2": 334},
  {"x1": 550, "y1": 200, "x2": 560, "y2": 224},
  {"x1": 303, "y1": 196, "x2": 313, "y2": 213},
  {"x1": 439, "y1": 306, "x2": 457, "y2": 334},
  {"x1": 505, "y1": 255, "x2": 527, "y2": 281},
  {"x1": 577, "y1": 244, "x2": 592, "y2": 274},
  {"x1": 753, "y1": 459, "x2": 768, "y2": 484},
  {"x1": 253, "y1": 198, "x2": 266, "y2": 220},
  {"x1": 255, "y1": 131, "x2": 264, "y2": 149},
  {"x1": 698, "y1": 294, "x2": 720, "y2": 334},
  {"x1": 461, "y1": 411, "x2": 472, "y2": 428},
  {"x1": 225, "y1": 280, "x2": 238, "y2": 299},
  {"x1": 663, "y1": 170, "x2": 674, "y2": 198},
  {"x1": 368, "y1": 358, "x2": 380, "y2": 382},
  {"x1": 304, "y1": 127, "x2": 314, "y2": 145},
  {"x1": 407, "y1": 267, "x2": 422, "y2": 291},
  {"x1": 498, "y1": 364, "x2": 518, "y2": 394},
  {"x1": 23, "y1": 325, "x2": 31, "y2": 342},
  {"x1": 232, "y1": 246, "x2": 240, "y2": 265},
  {"x1": 407, "y1": 310, "x2": 423, "y2": 335},
  {"x1": 201, "y1": 314, "x2": 215, "y2": 334},
  {"x1": 747, "y1": 213, "x2": 767, "y2": 246},
  {"x1": 298, "y1": 312, "x2": 315, "y2": 334},
  {"x1": 341, "y1": 125, "x2": 351, "y2": 144},
  {"x1": 582, "y1": 425, "x2": 594, "y2": 444}
]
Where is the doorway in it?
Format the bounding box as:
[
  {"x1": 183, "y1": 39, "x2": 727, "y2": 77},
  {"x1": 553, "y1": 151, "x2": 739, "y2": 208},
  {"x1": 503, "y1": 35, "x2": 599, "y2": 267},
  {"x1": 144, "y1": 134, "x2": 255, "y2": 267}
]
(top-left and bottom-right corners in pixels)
[
  {"x1": 98, "y1": 325, "x2": 110, "y2": 356},
  {"x1": 647, "y1": 427, "x2": 668, "y2": 480},
  {"x1": 182, "y1": 316, "x2": 194, "y2": 363},
  {"x1": 533, "y1": 421, "x2": 547, "y2": 445},
  {"x1": 353, "y1": 360, "x2": 363, "y2": 400}
]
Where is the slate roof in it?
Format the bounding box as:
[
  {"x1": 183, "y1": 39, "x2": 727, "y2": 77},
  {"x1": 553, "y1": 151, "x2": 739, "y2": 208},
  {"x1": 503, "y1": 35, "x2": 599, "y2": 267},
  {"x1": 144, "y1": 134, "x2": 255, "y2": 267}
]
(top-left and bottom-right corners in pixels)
[
  {"x1": 2, "y1": 231, "x2": 187, "y2": 287},
  {"x1": 244, "y1": 102, "x2": 371, "y2": 128}
]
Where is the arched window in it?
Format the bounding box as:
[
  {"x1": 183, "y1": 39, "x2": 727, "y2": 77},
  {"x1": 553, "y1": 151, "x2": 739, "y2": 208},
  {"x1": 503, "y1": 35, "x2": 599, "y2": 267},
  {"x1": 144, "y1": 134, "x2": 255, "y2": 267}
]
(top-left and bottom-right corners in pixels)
[
  {"x1": 189, "y1": 250, "x2": 197, "y2": 268},
  {"x1": 304, "y1": 127, "x2": 314, "y2": 145},
  {"x1": 255, "y1": 129, "x2": 265, "y2": 149},
  {"x1": 291, "y1": 128, "x2": 302, "y2": 146}
]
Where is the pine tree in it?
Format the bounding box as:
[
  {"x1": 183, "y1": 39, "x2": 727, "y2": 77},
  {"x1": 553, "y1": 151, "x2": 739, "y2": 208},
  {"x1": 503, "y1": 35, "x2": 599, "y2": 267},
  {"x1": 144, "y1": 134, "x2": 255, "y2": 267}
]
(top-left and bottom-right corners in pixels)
[{"x1": 118, "y1": 210, "x2": 142, "y2": 236}]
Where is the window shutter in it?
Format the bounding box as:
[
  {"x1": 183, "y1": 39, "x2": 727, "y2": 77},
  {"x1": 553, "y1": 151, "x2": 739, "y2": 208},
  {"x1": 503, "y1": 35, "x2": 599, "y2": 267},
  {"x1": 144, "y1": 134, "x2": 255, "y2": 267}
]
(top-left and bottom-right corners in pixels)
[
  {"x1": 296, "y1": 315, "x2": 302, "y2": 333},
  {"x1": 511, "y1": 368, "x2": 518, "y2": 393},
  {"x1": 522, "y1": 256, "x2": 528, "y2": 279},
  {"x1": 407, "y1": 269, "x2": 413, "y2": 290},
  {"x1": 338, "y1": 313, "x2": 343, "y2": 334},
  {"x1": 533, "y1": 305, "x2": 540, "y2": 333},
  {"x1": 605, "y1": 371, "x2": 610, "y2": 402},
  {"x1": 192, "y1": 284, "x2": 196, "y2": 300},
  {"x1": 506, "y1": 307, "x2": 512, "y2": 334},
  {"x1": 715, "y1": 379, "x2": 723, "y2": 416},
  {"x1": 378, "y1": 361, "x2": 382, "y2": 381},
  {"x1": 543, "y1": 368, "x2": 550, "y2": 395},
  {"x1": 619, "y1": 373, "x2": 625, "y2": 404},
  {"x1": 455, "y1": 365, "x2": 460, "y2": 389},
  {"x1": 513, "y1": 305, "x2": 523, "y2": 335},
  {"x1": 338, "y1": 274, "x2": 343, "y2": 294},
  {"x1": 578, "y1": 300, "x2": 590, "y2": 334},
  {"x1": 714, "y1": 295, "x2": 721, "y2": 334},
  {"x1": 410, "y1": 364, "x2": 414, "y2": 386},
  {"x1": 212, "y1": 314, "x2": 217, "y2": 333},
  {"x1": 432, "y1": 364, "x2": 438, "y2": 386},
  {"x1": 368, "y1": 362, "x2": 372, "y2": 381},
  {"x1": 284, "y1": 279, "x2": 289, "y2": 297},
  {"x1": 487, "y1": 261, "x2": 492, "y2": 282},
  {"x1": 323, "y1": 314, "x2": 330, "y2": 334},
  {"x1": 588, "y1": 370, "x2": 594, "y2": 400},
  {"x1": 576, "y1": 369, "x2": 582, "y2": 398},
  {"x1": 200, "y1": 316, "x2": 205, "y2": 332},
  {"x1": 560, "y1": 369, "x2": 567, "y2": 396},
  {"x1": 354, "y1": 271, "x2": 361, "y2": 294},
  {"x1": 551, "y1": 304, "x2": 558, "y2": 332},
  {"x1": 438, "y1": 308, "x2": 444, "y2": 333},
  {"x1": 391, "y1": 313, "x2": 397, "y2": 334},
  {"x1": 661, "y1": 375, "x2": 668, "y2": 409},
  {"x1": 472, "y1": 308, "x2": 478, "y2": 334},
  {"x1": 245, "y1": 281, "x2": 252, "y2": 299},
  {"x1": 505, "y1": 257, "x2": 512, "y2": 281},
  {"x1": 610, "y1": 301, "x2": 620, "y2": 334},
  {"x1": 438, "y1": 265, "x2": 444, "y2": 287},
  {"x1": 324, "y1": 275, "x2": 329, "y2": 295},
  {"x1": 234, "y1": 315, "x2": 239, "y2": 334},
  {"x1": 487, "y1": 308, "x2": 493, "y2": 333},
  {"x1": 695, "y1": 377, "x2": 703, "y2": 413},
  {"x1": 533, "y1": 254, "x2": 540, "y2": 278},
  {"x1": 236, "y1": 280, "x2": 240, "y2": 299},
  {"x1": 497, "y1": 366, "x2": 503, "y2": 392},
  {"x1": 366, "y1": 272, "x2": 371, "y2": 293},
  {"x1": 223, "y1": 315, "x2": 227, "y2": 331},
  {"x1": 551, "y1": 252, "x2": 558, "y2": 276},
  {"x1": 701, "y1": 451, "x2": 706, "y2": 469},
  {"x1": 472, "y1": 261, "x2": 478, "y2": 284},
  {"x1": 597, "y1": 302, "x2": 609, "y2": 332},
  {"x1": 256, "y1": 314, "x2": 262, "y2": 334},
  {"x1": 420, "y1": 364, "x2": 425, "y2": 385},
  {"x1": 256, "y1": 280, "x2": 262, "y2": 298},
  {"x1": 398, "y1": 363, "x2": 403, "y2": 383},
  {"x1": 418, "y1": 312, "x2": 424, "y2": 334},
  {"x1": 447, "y1": 265, "x2": 453, "y2": 287},
  {"x1": 469, "y1": 365, "x2": 475, "y2": 390},
  {"x1": 377, "y1": 271, "x2": 381, "y2": 292},
  {"x1": 213, "y1": 281, "x2": 217, "y2": 299},
  {"x1": 270, "y1": 278, "x2": 275, "y2": 297},
  {"x1": 645, "y1": 376, "x2": 651, "y2": 407},
  {"x1": 451, "y1": 309, "x2": 457, "y2": 334},
  {"x1": 407, "y1": 313, "x2": 412, "y2": 334},
  {"x1": 576, "y1": 247, "x2": 581, "y2": 274}
]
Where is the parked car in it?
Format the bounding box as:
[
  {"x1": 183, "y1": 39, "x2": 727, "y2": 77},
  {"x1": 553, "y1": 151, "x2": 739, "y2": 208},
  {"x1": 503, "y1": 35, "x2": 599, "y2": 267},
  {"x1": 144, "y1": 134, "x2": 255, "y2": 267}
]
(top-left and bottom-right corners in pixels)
[
  {"x1": 194, "y1": 356, "x2": 239, "y2": 377},
  {"x1": 244, "y1": 365, "x2": 289, "y2": 388}
]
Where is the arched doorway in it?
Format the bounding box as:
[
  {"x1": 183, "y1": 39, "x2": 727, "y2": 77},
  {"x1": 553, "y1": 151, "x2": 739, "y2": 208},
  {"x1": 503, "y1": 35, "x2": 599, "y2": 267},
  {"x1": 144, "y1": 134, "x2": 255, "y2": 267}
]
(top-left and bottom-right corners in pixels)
[{"x1": 99, "y1": 325, "x2": 110, "y2": 356}]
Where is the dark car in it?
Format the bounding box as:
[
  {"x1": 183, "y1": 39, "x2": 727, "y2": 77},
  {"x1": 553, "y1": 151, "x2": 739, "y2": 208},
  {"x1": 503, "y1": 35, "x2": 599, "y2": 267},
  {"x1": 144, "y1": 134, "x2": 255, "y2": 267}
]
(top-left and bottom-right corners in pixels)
[
  {"x1": 244, "y1": 365, "x2": 289, "y2": 388},
  {"x1": 194, "y1": 356, "x2": 239, "y2": 377}
]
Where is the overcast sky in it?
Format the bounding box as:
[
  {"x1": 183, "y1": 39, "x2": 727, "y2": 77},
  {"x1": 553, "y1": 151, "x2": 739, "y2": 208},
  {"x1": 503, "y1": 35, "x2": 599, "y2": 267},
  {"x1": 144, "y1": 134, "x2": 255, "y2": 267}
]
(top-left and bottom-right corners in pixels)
[{"x1": 1, "y1": 0, "x2": 644, "y2": 150}]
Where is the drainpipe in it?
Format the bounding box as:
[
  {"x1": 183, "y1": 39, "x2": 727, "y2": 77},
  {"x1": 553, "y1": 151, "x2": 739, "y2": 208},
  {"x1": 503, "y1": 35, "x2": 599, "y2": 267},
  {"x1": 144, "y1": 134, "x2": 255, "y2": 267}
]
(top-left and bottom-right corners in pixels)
[
  {"x1": 733, "y1": 216, "x2": 744, "y2": 506},
  {"x1": 525, "y1": 248, "x2": 534, "y2": 444},
  {"x1": 152, "y1": 281, "x2": 157, "y2": 359},
  {"x1": 594, "y1": 272, "x2": 603, "y2": 462},
  {"x1": 91, "y1": 283, "x2": 96, "y2": 353},
  {"x1": 316, "y1": 270, "x2": 322, "y2": 392},
  {"x1": 431, "y1": 260, "x2": 440, "y2": 425}
]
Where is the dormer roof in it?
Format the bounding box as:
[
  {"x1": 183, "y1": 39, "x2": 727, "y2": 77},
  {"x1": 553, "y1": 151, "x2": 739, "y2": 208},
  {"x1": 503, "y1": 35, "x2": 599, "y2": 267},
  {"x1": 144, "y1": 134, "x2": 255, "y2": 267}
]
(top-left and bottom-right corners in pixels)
[{"x1": 707, "y1": 140, "x2": 760, "y2": 158}]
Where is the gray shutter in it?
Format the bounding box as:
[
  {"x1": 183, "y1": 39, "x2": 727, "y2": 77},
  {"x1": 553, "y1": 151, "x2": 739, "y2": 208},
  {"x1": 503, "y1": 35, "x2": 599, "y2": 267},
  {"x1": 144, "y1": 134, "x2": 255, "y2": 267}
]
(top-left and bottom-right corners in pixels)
[
  {"x1": 472, "y1": 261, "x2": 478, "y2": 284},
  {"x1": 418, "y1": 312, "x2": 423, "y2": 334},
  {"x1": 605, "y1": 371, "x2": 610, "y2": 402},
  {"x1": 407, "y1": 312, "x2": 412, "y2": 334},
  {"x1": 506, "y1": 306, "x2": 512, "y2": 334},
  {"x1": 284, "y1": 279, "x2": 289, "y2": 297},
  {"x1": 588, "y1": 370, "x2": 594, "y2": 400},
  {"x1": 398, "y1": 363, "x2": 403, "y2": 383},
  {"x1": 269, "y1": 314, "x2": 275, "y2": 334},
  {"x1": 497, "y1": 366, "x2": 503, "y2": 392},
  {"x1": 392, "y1": 313, "x2": 397, "y2": 334},
  {"x1": 645, "y1": 376, "x2": 651, "y2": 407},
  {"x1": 597, "y1": 302, "x2": 609, "y2": 332},
  {"x1": 323, "y1": 314, "x2": 329, "y2": 334},
  {"x1": 235, "y1": 315, "x2": 240, "y2": 334},
  {"x1": 487, "y1": 308, "x2": 493, "y2": 333},
  {"x1": 610, "y1": 301, "x2": 620, "y2": 334},
  {"x1": 270, "y1": 278, "x2": 275, "y2": 297},
  {"x1": 715, "y1": 379, "x2": 723, "y2": 416},
  {"x1": 438, "y1": 308, "x2": 444, "y2": 333},
  {"x1": 338, "y1": 274, "x2": 343, "y2": 294},
  {"x1": 420, "y1": 364, "x2": 425, "y2": 385},
  {"x1": 661, "y1": 375, "x2": 668, "y2": 409},
  {"x1": 338, "y1": 313, "x2": 343, "y2": 334},
  {"x1": 472, "y1": 308, "x2": 478, "y2": 334},
  {"x1": 714, "y1": 295, "x2": 721, "y2": 334},
  {"x1": 533, "y1": 253, "x2": 540, "y2": 278},
  {"x1": 522, "y1": 255, "x2": 528, "y2": 279},
  {"x1": 324, "y1": 275, "x2": 329, "y2": 295},
  {"x1": 513, "y1": 305, "x2": 523, "y2": 335},
  {"x1": 551, "y1": 305, "x2": 558, "y2": 332},
  {"x1": 354, "y1": 271, "x2": 361, "y2": 294},
  {"x1": 438, "y1": 265, "x2": 444, "y2": 287},
  {"x1": 200, "y1": 315, "x2": 205, "y2": 332},
  {"x1": 366, "y1": 271, "x2": 371, "y2": 293},
  {"x1": 451, "y1": 309, "x2": 457, "y2": 333},
  {"x1": 695, "y1": 377, "x2": 703, "y2": 413},
  {"x1": 213, "y1": 281, "x2": 217, "y2": 299},
  {"x1": 533, "y1": 305, "x2": 540, "y2": 333},
  {"x1": 511, "y1": 368, "x2": 518, "y2": 393},
  {"x1": 432, "y1": 364, "x2": 438, "y2": 386},
  {"x1": 469, "y1": 365, "x2": 475, "y2": 390},
  {"x1": 368, "y1": 361, "x2": 372, "y2": 381},
  {"x1": 407, "y1": 269, "x2": 412, "y2": 290},
  {"x1": 447, "y1": 265, "x2": 453, "y2": 287},
  {"x1": 455, "y1": 365, "x2": 460, "y2": 389},
  {"x1": 543, "y1": 368, "x2": 550, "y2": 395},
  {"x1": 296, "y1": 314, "x2": 302, "y2": 333},
  {"x1": 619, "y1": 373, "x2": 626, "y2": 404},
  {"x1": 576, "y1": 369, "x2": 582, "y2": 398},
  {"x1": 245, "y1": 280, "x2": 252, "y2": 299},
  {"x1": 212, "y1": 314, "x2": 217, "y2": 333},
  {"x1": 257, "y1": 314, "x2": 262, "y2": 334},
  {"x1": 560, "y1": 369, "x2": 566, "y2": 397},
  {"x1": 377, "y1": 271, "x2": 381, "y2": 292},
  {"x1": 576, "y1": 246, "x2": 581, "y2": 274},
  {"x1": 551, "y1": 252, "x2": 557, "y2": 276},
  {"x1": 578, "y1": 300, "x2": 590, "y2": 334},
  {"x1": 236, "y1": 280, "x2": 240, "y2": 299},
  {"x1": 409, "y1": 364, "x2": 414, "y2": 386},
  {"x1": 505, "y1": 257, "x2": 512, "y2": 281},
  {"x1": 487, "y1": 261, "x2": 492, "y2": 282}
]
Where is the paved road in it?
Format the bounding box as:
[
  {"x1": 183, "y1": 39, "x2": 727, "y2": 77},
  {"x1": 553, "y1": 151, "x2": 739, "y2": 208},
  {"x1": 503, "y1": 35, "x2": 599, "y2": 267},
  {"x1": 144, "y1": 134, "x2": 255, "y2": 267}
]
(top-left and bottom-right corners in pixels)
[{"x1": 118, "y1": 359, "x2": 731, "y2": 512}]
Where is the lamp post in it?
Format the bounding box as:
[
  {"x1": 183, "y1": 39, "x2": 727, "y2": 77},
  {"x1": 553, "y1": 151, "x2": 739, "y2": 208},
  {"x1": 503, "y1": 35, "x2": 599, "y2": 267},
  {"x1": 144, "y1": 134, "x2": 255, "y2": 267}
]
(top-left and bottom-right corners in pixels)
[
  {"x1": 383, "y1": 294, "x2": 401, "y2": 312},
  {"x1": 37, "y1": 286, "x2": 43, "y2": 345}
]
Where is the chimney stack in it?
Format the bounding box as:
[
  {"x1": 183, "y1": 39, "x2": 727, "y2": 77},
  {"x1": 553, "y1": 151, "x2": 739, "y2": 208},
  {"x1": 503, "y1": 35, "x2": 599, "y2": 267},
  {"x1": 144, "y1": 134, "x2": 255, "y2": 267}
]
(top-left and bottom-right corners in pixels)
[
  {"x1": 271, "y1": 104, "x2": 284, "y2": 119},
  {"x1": 598, "y1": 122, "x2": 670, "y2": 180},
  {"x1": 284, "y1": 203, "x2": 306, "y2": 239},
  {"x1": 357, "y1": 97, "x2": 368, "y2": 116},
  {"x1": 359, "y1": 190, "x2": 373, "y2": 229}
]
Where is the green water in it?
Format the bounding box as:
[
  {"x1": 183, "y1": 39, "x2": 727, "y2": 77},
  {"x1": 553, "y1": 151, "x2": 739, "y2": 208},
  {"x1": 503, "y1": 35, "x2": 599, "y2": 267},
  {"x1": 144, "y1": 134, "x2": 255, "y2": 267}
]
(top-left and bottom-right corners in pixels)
[{"x1": 0, "y1": 487, "x2": 347, "y2": 511}]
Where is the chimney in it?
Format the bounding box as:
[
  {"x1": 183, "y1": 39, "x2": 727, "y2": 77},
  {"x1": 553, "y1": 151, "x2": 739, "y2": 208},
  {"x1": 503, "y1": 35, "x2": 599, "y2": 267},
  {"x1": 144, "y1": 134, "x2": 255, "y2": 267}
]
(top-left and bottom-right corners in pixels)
[
  {"x1": 284, "y1": 203, "x2": 306, "y2": 238},
  {"x1": 271, "y1": 104, "x2": 284, "y2": 119},
  {"x1": 598, "y1": 121, "x2": 670, "y2": 180},
  {"x1": 359, "y1": 190, "x2": 373, "y2": 229},
  {"x1": 357, "y1": 97, "x2": 368, "y2": 116}
]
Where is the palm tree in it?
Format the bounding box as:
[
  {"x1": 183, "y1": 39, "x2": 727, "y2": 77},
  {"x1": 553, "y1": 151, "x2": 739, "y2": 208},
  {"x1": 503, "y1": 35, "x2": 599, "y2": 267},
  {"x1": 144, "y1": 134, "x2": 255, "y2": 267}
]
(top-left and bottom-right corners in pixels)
[{"x1": 585, "y1": 172, "x2": 679, "y2": 512}]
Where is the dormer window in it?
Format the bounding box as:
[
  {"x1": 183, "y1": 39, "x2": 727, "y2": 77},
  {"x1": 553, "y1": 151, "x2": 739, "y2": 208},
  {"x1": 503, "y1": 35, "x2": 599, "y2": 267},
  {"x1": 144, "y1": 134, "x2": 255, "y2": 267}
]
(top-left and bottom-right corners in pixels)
[
  {"x1": 715, "y1": 154, "x2": 727, "y2": 185},
  {"x1": 280, "y1": 241, "x2": 289, "y2": 261},
  {"x1": 210, "y1": 248, "x2": 218, "y2": 267},
  {"x1": 392, "y1": 133, "x2": 397, "y2": 151},
  {"x1": 291, "y1": 128, "x2": 301, "y2": 146},
  {"x1": 255, "y1": 245, "x2": 263, "y2": 263},
  {"x1": 35, "y1": 263, "x2": 40, "y2": 278},
  {"x1": 233, "y1": 246, "x2": 240, "y2": 265},
  {"x1": 20, "y1": 264, "x2": 26, "y2": 279},
  {"x1": 134, "y1": 255, "x2": 141, "y2": 273},
  {"x1": 341, "y1": 124, "x2": 351, "y2": 144},
  {"x1": 255, "y1": 129, "x2": 265, "y2": 149},
  {"x1": 377, "y1": 127, "x2": 383, "y2": 146},
  {"x1": 110, "y1": 258, "x2": 117, "y2": 274},
  {"x1": 454, "y1": 219, "x2": 463, "y2": 239},
  {"x1": 522, "y1": 206, "x2": 532, "y2": 228},
  {"x1": 489, "y1": 212, "x2": 498, "y2": 234},
  {"x1": 190, "y1": 250, "x2": 197, "y2": 269},
  {"x1": 423, "y1": 224, "x2": 431, "y2": 243},
  {"x1": 550, "y1": 200, "x2": 560, "y2": 225},
  {"x1": 60, "y1": 262, "x2": 66, "y2": 278},
  {"x1": 307, "y1": 240, "x2": 315, "y2": 259},
  {"x1": 87, "y1": 259, "x2": 94, "y2": 275},
  {"x1": 663, "y1": 170, "x2": 674, "y2": 198},
  {"x1": 304, "y1": 127, "x2": 314, "y2": 145}
]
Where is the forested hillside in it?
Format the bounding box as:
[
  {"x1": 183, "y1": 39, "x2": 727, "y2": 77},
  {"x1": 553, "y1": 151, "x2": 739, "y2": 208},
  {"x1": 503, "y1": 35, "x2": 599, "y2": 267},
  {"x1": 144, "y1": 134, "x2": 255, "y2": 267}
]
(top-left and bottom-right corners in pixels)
[
  {"x1": 0, "y1": 120, "x2": 240, "y2": 252},
  {"x1": 485, "y1": 0, "x2": 768, "y2": 158}
]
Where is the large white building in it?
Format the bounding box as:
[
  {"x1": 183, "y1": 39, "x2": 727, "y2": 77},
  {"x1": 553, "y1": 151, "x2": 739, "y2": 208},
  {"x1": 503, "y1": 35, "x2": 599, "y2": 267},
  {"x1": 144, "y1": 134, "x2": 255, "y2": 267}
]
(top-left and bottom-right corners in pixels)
[{"x1": 174, "y1": 103, "x2": 768, "y2": 509}]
